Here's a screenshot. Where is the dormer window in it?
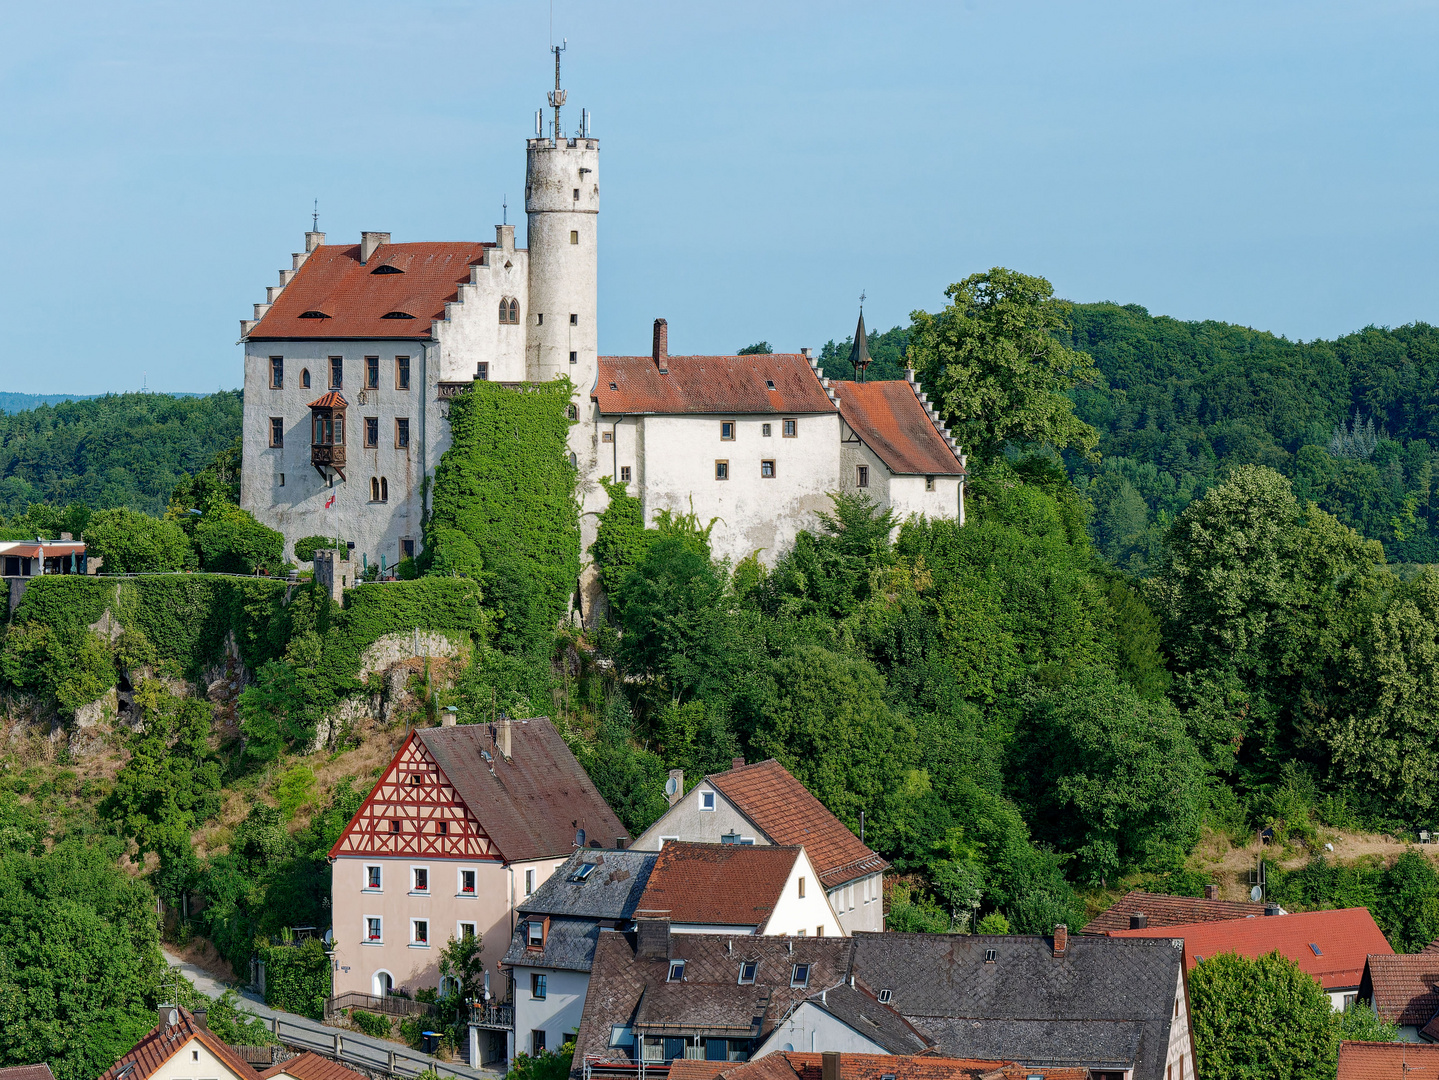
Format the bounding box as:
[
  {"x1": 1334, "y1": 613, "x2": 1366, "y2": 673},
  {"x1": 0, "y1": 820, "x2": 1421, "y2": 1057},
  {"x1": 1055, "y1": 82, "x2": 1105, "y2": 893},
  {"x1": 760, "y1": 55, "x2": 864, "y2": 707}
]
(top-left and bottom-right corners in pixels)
[
  {"x1": 371, "y1": 264, "x2": 404, "y2": 274},
  {"x1": 527, "y1": 920, "x2": 545, "y2": 948},
  {"x1": 299, "y1": 310, "x2": 330, "y2": 319},
  {"x1": 382, "y1": 311, "x2": 416, "y2": 320},
  {"x1": 877, "y1": 989, "x2": 893, "y2": 1003}
]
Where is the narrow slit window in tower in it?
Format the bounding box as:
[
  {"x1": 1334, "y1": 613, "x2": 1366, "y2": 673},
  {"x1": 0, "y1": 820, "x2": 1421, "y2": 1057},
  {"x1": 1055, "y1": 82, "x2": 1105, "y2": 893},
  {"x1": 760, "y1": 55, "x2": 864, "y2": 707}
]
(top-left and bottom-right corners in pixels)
[
  {"x1": 569, "y1": 351, "x2": 577, "y2": 364},
  {"x1": 570, "y1": 231, "x2": 578, "y2": 244}
]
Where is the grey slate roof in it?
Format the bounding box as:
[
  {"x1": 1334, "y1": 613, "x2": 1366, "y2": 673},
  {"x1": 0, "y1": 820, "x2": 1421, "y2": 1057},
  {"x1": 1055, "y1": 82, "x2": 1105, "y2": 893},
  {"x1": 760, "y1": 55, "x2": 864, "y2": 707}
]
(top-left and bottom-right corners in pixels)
[
  {"x1": 503, "y1": 915, "x2": 609, "y2": 973},
  {"x1": 801, "y1": 983, "x2": 933, "y2": 1056},
  {"x1": 415, "y1": 720, "x2": 628, "y2": 863},
  {"x1": 848, "y1": 932, "x2": 1185, "y2": 1080},
  {"x1": 520, "y1": 850, "x2": 659, "y2": 920}
]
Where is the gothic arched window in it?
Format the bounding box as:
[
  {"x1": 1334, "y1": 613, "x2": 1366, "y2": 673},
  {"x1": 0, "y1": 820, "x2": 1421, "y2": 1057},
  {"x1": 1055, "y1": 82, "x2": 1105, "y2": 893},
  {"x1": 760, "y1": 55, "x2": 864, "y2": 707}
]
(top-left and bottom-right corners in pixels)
[
  {"x1": 567, "y1": 405, "x2": 578, "y2": 421},
  {"x1": 499, "y1": 298, "x2": 510, "y2": 323},
  {"x1": 508, "y1": 298, "x2": 519, "y2": 323},
  {"x1": 370, "y1": 477, "x2": 380, "y2": 501},
  {"x1": 381, "y1": 477, "x2": 389, "y2": 502},
  {"x1": 301, "y1": 368, "x2": 311, "y2": 389}
]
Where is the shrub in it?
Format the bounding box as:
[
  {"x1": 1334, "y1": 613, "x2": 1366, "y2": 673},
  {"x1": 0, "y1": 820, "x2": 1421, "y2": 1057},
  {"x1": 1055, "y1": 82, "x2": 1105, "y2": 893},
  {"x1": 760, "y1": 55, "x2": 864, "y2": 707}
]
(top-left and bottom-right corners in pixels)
[
  {"x1": 257, "y1": 937, "x2": 330, "y2": 1020},
  {"x1": 351, "y1": 1009, "x2": 392, "y2": 1038},
  {"x1": 293, "y1": 535, "x2": 348, "y2": 564}
]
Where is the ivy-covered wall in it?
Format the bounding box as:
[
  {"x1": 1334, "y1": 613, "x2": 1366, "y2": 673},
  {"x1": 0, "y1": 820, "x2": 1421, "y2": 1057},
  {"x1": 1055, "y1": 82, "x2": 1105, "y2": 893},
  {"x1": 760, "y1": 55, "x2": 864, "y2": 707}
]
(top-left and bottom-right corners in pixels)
[{"x1": 424, "y1": 380, "x2": 579, "y2": 651}]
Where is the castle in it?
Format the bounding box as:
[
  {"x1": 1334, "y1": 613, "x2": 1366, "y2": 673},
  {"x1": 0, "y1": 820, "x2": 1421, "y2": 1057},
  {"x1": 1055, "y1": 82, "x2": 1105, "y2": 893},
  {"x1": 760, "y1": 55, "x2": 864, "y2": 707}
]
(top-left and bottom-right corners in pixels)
[{"x1": 239, "y1": 60, "x2": 965, "y2": 619}]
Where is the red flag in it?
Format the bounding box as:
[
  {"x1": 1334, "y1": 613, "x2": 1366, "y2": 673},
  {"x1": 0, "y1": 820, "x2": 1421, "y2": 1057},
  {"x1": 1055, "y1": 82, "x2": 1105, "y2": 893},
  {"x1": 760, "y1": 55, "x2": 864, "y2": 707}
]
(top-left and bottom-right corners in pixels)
[{"x1": 325, "y1": 494, "x2": 336, "y2": 509}]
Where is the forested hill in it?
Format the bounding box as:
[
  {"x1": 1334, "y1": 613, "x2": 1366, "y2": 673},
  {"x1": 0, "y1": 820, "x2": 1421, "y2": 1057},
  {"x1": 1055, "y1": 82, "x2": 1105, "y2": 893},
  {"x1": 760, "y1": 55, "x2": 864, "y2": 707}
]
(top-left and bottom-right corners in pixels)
[
  {"x1": 1062, "y1": 305, "x2": 1439, "y2": 571},
  {"x1": 0, "y1": 391, "x2": 241, "y2": 518}
]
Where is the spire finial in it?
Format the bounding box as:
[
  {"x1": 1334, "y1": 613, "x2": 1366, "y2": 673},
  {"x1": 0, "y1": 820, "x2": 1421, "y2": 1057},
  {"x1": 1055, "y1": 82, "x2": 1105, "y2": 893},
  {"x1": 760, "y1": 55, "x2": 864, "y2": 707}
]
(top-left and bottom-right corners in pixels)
[
  {"x1": 859, "y1": 289, "x2": 866, "y2": 311},
  {"x1": 548, "y1": 40, "x2": 568, "y2": 143}
]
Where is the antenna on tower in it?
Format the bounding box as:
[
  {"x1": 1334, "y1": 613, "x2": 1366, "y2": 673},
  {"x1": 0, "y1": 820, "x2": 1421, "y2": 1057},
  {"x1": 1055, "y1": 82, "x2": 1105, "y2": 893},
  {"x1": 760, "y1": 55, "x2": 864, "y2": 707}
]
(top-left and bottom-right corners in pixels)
[
  {"x1": 312, "y1": 199, "x2": 318, "y2": 232},
  {"x1": 503, "y1": 196, "x2": 507, "y2": 226},
  {"x1": 548, "y1": 39, "x2": 567, "y2": 144}
]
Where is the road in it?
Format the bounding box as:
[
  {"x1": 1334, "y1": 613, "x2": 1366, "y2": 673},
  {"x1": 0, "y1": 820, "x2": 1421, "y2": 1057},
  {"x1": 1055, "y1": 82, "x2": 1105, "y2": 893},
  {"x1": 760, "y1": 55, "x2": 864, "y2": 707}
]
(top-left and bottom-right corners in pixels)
[{"x1": 163, "y1": 949, "x2": 501, "y2": 1080}]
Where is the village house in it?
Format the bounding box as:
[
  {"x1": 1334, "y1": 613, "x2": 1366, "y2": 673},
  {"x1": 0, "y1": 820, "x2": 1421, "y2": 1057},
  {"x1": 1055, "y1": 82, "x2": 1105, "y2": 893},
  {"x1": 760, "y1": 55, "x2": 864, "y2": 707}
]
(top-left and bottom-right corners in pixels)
[
  {"x1": 1337, "y1": 1039, "x2": 1439, "y2": 1079},
  {"x1": 327, "y1": 714, "x2": 626, "y2": 1052},
  {"x1": 631, "y1": 760, "x2": 887, "y2": 935},
  {"x1": 1357, "y1": 948, "x2": 1439, "y2": 1040},
  {"x1": 1112, "y1": 906, "x2": 1391, "y2": 1011},
  {"x1": 1081, "y1": 887, "x2": 1273, "y2": 935},
  {"x1": 668, "y1": 1050, "x2": 1089, "y2": 1080},
  {"x1": 502, "y1": 848, "x2": 659, "y2": 1061}
]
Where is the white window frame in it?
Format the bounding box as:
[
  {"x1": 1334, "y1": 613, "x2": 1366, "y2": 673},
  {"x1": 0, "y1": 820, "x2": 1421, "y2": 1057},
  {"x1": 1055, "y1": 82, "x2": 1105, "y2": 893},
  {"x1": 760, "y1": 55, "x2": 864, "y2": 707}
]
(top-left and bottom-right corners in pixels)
[
  {"x1": 364, "y1": 865, "x2": 383, "y2": 892},
  {"x1": 457, "y1": 866, "x2": 477, "y2": 897},
  {"x1": 527, "y1": 920, "x2": 545, "y2": 948},
  {"x1": 668, "y1": 959, "x2": 686, "y2": 982},
  {"x1": 410, "y1": 865, "x2": 430, "y2": 895},
  {"x1": 364, "y1": 915, "x2": 383, "y2": 944},
  {"x1": 659, "y1": 836, "x2": 679, "y2": 849},
  {"x1": 525, "y1": 868, "x2": 536, "y2": 896},
  {"x1": 458, "y1": 920, "x2": 477, "y2": 941},
  {"x1": 700, "y1": 790, "x2": 716, "y2": 811},
  {"x1": 410, "y1": 918, "x2": 430, "y2": 947}
]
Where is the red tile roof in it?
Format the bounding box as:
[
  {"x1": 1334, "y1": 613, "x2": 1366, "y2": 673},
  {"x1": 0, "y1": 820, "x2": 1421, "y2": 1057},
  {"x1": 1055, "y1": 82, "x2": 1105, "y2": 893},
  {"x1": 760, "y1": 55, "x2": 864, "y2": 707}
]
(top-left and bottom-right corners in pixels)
[
  {"x1": 1112, "y1": 907, "x2": 1392, "y2": 990},
  {"x1": 633, "y1": 841, "x2": 801, "y2": 928},
  {"x1": 1337, "y1": 1041, "x2": 1439, "y2": 1080},
  {"x1": 831, "y1": 381, "x2": 964, "y2": 476},
  {"x1": 0, "y1": 1066, "x2": 56, "y2": 1080},
  {"x1": 1083, "y1": 890, "x2": 1267, "y2": 935},
  {"x1": 97, "y1": 1008, "x2": 257, "y2": 1080},
  {"x1": 260, "y1": 1052, "x2": 371, "y2": 1080},
  {"x1": 709, "y1": 760, "x2": 888, "y2": 890},
  {"x1": 713, "y1": 1053, "x2": 1087, "y2": 1080},
  {"x1": 247, "y1": 242, "x2": 490, "y2": 340},
  {"x1": 306, "y1": 391, "x2": 348, "y2": 409},
  {"x1": 1360, "y1": 952, "x2": 1439, "y2": 1024},
  {"x1": 593, "y1": 355, "x2": 837, "y2": 416}
]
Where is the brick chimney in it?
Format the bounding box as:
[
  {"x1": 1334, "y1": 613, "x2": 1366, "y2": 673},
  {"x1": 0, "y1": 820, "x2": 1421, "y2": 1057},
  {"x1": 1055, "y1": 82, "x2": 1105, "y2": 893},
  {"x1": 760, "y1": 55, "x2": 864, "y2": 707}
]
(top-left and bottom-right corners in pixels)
[
  {"x1": 497, "y1": 718, "x2": 512, "y2": 760},
  {"x1": 193, "y1": 1009, "x2": 208, "y2": 1031},
  {"x1": 360, "y1": 231, "x2": 390, "y2": 265},
  {"x1": 1053, "y1": 924, "x2": 1068, "y2": 958},
  {"x1": 1129, "y1": 912, "x2": 1147, "y2": 929},
  {"x1": 1204, "y1": 884, "x2": 1219, "y2": 900},
  {"x1": 821, "y1": 1052, "x2": 840, "y2": 1080},
  {"x1": 653, "y1": 318, "x2": 669, "y2": 373},
  {"x1": 667, "y1": 768, "x2": 683, "y2": 807},
  {"x1": 732, "y1": 757, "x2": 745, "y2": 771}
]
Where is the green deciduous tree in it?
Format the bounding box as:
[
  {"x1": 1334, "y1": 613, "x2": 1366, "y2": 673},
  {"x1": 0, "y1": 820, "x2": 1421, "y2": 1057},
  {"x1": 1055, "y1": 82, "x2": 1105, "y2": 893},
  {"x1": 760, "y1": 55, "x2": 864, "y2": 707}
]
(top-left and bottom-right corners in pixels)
[
  {"x1": 83, "y1": 507, "x2": 196, "y2": 573},
  {"x1": 194, "y1": 506, "x2": 285, "y2": 574},
  {"x1": 907, "y1": 268, "x2": 1100, "y2": 462},
  {"x1": 1188, "y1": 951, "x2": 1338, "y2": 1080}
]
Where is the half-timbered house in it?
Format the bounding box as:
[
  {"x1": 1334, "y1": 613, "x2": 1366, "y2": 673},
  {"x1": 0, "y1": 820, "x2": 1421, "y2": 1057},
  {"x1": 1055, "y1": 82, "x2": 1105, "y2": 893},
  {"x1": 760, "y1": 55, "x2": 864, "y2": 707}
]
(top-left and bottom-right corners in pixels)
[{"x1": 328, "y1": 715, "x2": 627, "y2": 1008}]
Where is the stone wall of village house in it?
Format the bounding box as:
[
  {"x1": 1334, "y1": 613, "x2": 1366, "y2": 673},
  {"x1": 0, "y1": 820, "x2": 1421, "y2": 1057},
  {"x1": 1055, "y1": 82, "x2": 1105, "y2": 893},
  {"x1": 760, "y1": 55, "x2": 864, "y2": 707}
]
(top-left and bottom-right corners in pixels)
[
  {"x1": 330, "y1": 853, "x2": 566, "y2": 999},
  {"x1": 507, "y1": 963, "x2": 592, "y2": 1061},
  {"x1": 240, "y1": 340, "x2": 425, "y2": 572},
  {"x1": 610, "y1": 413, "x2": 844, "y2": 568}
]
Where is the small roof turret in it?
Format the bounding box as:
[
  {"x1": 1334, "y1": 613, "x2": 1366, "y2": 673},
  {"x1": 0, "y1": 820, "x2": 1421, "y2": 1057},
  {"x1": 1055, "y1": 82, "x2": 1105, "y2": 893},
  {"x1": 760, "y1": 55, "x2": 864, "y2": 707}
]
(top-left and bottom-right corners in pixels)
[{"x1": 848, "y1": 307, "x2": 873, "y2": 381}]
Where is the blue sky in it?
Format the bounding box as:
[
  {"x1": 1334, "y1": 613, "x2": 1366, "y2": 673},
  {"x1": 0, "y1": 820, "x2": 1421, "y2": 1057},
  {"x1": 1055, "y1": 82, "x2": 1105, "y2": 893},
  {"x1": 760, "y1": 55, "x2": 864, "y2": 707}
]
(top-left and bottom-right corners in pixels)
[{"x1": 3, "y1": 1, "x2": 1437, "y2": 394}]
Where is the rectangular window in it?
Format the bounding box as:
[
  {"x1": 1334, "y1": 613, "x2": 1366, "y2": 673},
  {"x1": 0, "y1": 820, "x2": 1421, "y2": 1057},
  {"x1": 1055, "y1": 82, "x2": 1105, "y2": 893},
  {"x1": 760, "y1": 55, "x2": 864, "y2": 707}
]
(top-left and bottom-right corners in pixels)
[
  {"x1": 402, "y1": 538, "x2": 415, "y2": 559},
  {"x1": 531, "y1": 973, "x2": 548, "y2": 1000},
  {"x1": 738, "y1": 961, "x2": 757, "y2": 984},
  {"x1": 762, "y1": 423, "x2": 772, "y2": 437},
  {"x1": 365, "y1": 417, "x2": 379, "y2": 447},
  {"x1": 602, "y1": 431, "x2": 613, "y2": 443},
  {"x1": 269, "y1": 418, "x2": 284, "y2": 448},
  {"x1": 783, "y1": 418, "x2": 797, "y2": 437},
  {"x1": 700, "y1": 791, "x2": 715, "y2": 811},
  {"x1": 525, "y1": 869, "x2": 535, "y2": 896},
  {"x1": 532, "y1": 1031, "x2": 547, "y2": 1055},
  {"x1": 365, "y1": 356, "x2": 379, "y2": 389},
  {"x1": 857, "y1": 465, "x2": 870, "y2": 488},
  {"x1": 396, "y1": 356, "x2": 411, "y2": 390},
  {"x1": 329, "y1": 357, "x2": 343, "y2": 389},
  {"x1": 791, "y1": 964, "x2": 810, "y2": 987},
  {"x1": 720, "y1": 421, "x2": 735, "y2": 441},
  {"x1": 390, "y1": 820, "x2": 400, "y2": 833},
  {"x1": 279, "y1": 473, "x2": 285, "y2": 487},
  {"x1": 715, "y1": 460, "x2": 729, "y2": 481},
  {"x1": 460, "y1": 921, "x2": 476, "y2": 939},
  {"x1": 460, "y1": 869, "x2": 476, "y2": 894},
  {"x1": 366, "y1": 866, "x2": 382, "y2": 890},
  {"x1": 270, "y1": 357, "x2": 284, "y2": 389},
  {"x1": 570, "y1": 313, "x2": 578, "y2": 325},
  {"x1": 816, "y1": 926, "x2": 824, "y2": 937},
  {"x1": 476, "y1": 362, "x2": 490, "y2": 381},
  {"x1": 620, "y1": 465, "x2": 632, "y2": 483},
  {"x1": 411, "y1": 919, "x2": 429, "y2": 945},
  {"x1": 668, "y1": 960, "x2": 685, "y2": 982},
  {"x1": 367, "y1": 917, "x2": 382, "y2": 942},
  {"x1": 396, "y1": 418, "x2": 410, "y2": 448},
  {"x1": 798, "y1": 877, "x2": 805, "y2": 899},
  {"x1": 569, "y1": 351, "x2": 577, "y2": 364},
  {"x1": 570, "y1": 230, "x2": 579, "y2": 244},
  {"x1": 925, "y1": 475, "x2": 935, "y2": 492},
  {"x1": 413, "y1": 867, "x2": 429, "y2": 892},
  {"x1": 435, "y1": 821, "x2": 448, "y2": 835},
  {"x1": 761, "y1": 460, "x2": 775, "y2": 478},
  {"x1": 536, "y1": 313, "x2": 544, "y2": 326},
  {"x1": 527, "y1": 920, "x2": 545, "y2": 947}
]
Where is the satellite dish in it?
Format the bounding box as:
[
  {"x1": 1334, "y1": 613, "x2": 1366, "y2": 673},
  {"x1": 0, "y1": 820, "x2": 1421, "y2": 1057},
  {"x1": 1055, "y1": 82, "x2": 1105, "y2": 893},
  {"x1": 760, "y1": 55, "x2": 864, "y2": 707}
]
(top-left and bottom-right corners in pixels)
[
  {"x1": 1249, "y1": 886, "x2": 1263, "y2": 902},
  {"x1": 167, "y1": 1008, "x2": 179, "y2": 1027},
  {"x1": 664, "y1": 776, "x2": 680, "y2": 797}
]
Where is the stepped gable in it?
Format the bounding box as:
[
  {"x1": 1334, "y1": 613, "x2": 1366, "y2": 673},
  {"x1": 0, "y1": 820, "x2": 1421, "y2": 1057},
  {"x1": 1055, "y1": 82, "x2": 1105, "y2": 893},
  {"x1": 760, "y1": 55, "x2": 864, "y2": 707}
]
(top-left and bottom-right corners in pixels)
[
  {"x1": 1359, "y1": 952, "x2": 1439, "y2": 1025},
  {"x1": 1337, "y1": 1041, "x2": 1439, "y2": 1080},
  {"x1": 632, "y1": 841, "x2": 801, "y2": 927},
  {"x1": 593, "y1": 354, "x2": 837, "y2": 416},
  {"x1": 849, "y1": 931, "x2": 1188, "y2": 1080},
  {"x1": 708, "y1": 759, "x2": 887, "y2": 890},
  {"x1": 1112, "y1": 906, "x2": 1392, "y2": 991},
  {"x1": 831, "y1": 380, "x2": 966, "y2": 476},
  {"x1": 97, "y1": 1007, "x2": 257, "y2": 1080},
  {"x1": 1083, "y1": 889, "x2": 1265, "y2": 935},
  {"x1": 328, "y1": 718, "x2": 627, "y2": 864},
  {"x1": 247, "y1": 241, "x2": 490, "y2": 340}
]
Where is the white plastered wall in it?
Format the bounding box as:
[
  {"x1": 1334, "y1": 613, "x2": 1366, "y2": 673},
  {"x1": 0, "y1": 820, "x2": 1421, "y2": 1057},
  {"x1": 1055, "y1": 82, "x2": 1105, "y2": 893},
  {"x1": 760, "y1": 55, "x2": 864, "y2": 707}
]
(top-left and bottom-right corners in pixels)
[
  {"x1": 508, "y1": 964, "x2": 591, "y2": 1060},
  {"x1": 829, "y1": 872, "x2": 884, "y2": 934},
  {"x1": 629, "y1": 782, "x2": 765, "y2": 852},
  {"x1": 756, "y1": 1002, "x2": 890, "y2": 1057},
  {"x1": 146, "y1": 1034, "x2": 250, "y2": 1080},
  {"x1": 1166, "y1": 965, "x2": 1198, "y2": 1080},
  {"x1": 762, "y1": 848, "x2": 845, "y2": 938}
]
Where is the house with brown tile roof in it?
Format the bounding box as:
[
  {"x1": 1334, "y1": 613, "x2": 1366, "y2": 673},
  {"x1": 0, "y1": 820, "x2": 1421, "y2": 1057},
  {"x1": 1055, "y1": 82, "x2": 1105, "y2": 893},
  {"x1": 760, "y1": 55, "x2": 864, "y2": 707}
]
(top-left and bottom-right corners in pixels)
[
  {"x1": 0, "y1": 1066, "x2": 55, "y2": 1080},
  {"x1": 1338, "y1": 1040, "x2": 1439, "y2": 1079},
  {"x1": 1358, "y1": 952, "x2": 1439, "y2": 1040},
  {"x1": 259, "y1": 1051, "x2": 371, "y2": 1080},
  {"x1": 698, "y1": 1051, "x2": 1087, "y2": 1080},
  {"x1": 1082, "y1": 888, "x2": 1272, "y2": 935},
  {"x1": 327, "y1": 714, "x2": 624, "y2": 1068},
  {"x1": 631, "y1": 761, "x2": 888, "y2": 934},
  {"x1": 96, "y1": 1007, "x2": 259, "y2": 1080},
  {"x1": 633, "y1": 842, "x2": 843, "y2": 938}
]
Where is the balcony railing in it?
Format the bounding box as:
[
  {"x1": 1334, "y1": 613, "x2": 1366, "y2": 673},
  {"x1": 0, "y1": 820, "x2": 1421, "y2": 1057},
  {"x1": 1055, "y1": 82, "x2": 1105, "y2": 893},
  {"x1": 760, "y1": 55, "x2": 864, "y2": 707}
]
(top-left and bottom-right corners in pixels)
[
  {"x1": 311, "y1": 444, "x2": 347, "y2": 468},
  {"x1": 468, "y1": 1002, "x2": 514, "y2": 1030},
  {"x1": 325, "y1": 991, "x2": 436, "y2": 1021}
]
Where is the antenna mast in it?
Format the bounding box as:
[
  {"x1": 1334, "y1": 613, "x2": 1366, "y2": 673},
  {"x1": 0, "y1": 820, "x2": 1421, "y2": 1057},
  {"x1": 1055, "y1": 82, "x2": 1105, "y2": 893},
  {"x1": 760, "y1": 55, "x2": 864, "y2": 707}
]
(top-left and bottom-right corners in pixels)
[
  {"x1": 548, "y1": 40, "x2": 567, "y2": 143},
  {"x1": 312, "y1": 199, "x2": 318, "y2": 232}
]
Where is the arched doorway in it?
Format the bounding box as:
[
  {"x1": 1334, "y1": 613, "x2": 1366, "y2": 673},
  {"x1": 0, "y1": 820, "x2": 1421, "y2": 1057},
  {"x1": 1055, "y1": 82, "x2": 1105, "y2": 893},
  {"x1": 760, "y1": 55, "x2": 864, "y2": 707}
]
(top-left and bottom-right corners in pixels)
[{"x1": 373, "y1": 970, "x2": 393, "y2": 997}]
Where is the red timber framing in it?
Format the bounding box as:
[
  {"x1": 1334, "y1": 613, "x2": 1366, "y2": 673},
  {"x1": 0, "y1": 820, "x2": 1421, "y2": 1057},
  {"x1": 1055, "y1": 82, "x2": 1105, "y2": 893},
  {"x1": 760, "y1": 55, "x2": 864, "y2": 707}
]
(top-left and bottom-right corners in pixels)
[{"x1": 329, "y1": 730, "x2": 500, "y2": 860}]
